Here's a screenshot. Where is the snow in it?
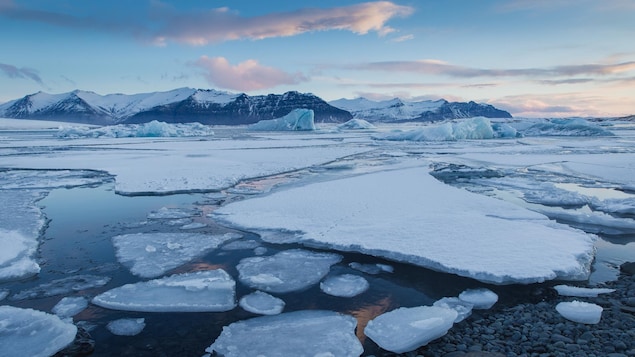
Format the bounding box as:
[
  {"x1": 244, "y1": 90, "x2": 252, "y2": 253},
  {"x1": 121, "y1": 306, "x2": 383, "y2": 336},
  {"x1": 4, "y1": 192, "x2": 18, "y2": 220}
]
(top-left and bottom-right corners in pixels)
[
  {"x1": 52, "y1": 296, "x2": 89, "y2": 318},
  {"x1": 239, "y1": 290, "x2": 286, "y2": 315},
  {"x1": 433, "y1": 297, "x2": 474, "y2": 323},
  {"x1": 92, "y1": 269, "x2": 236, "y2": 312},
  {"x1": 458, "y1": 288, "x2": 498, "y2": 309},
  {"x1": 0, "y1": 305, "x2": 77, "y2": 357},
  {"x1": 555, "y1": 300, "x2": 603, "y2": 324},
  {"x1": 375, "y1": 117, "x2": 516, "y2": 141},
  {"x1": 553, "y1": 285, "x2": 615, "y2": 297},
  {"x1": 57, "y1": 120, "x2": 214, "y2": 138},
  {"x1": 112, "y1": 233, "x2": 235, "y2": 278},
  {"x1": 0, "y1": 229, "x2": 40, "y2": 281},
  {"x1": 11, "y1": 275, "x2": 111, "y2": 300},
  {"x1": 237, "y1": 249, "x2": 342, "y2": 293},
  {"x1": 214, "y1": 166, "x2": 595, "y2": 284},
  {"x1": 106, "y1": 318, "x2": 146, "y2": 336},
  {"x1": 320, "y1": 274, "x2": 369, "y2": 297},
  {"x1": 206, "y1": 310, "x2": 363, "y2": 357},
  {"x1": 329, "y1": 97, "x2": 444, "y2": 122},
  {"x1": 249, "y1": 109, "x2": 316, "y2": 131},
  {"x1": 590, "y1": 197, "x2": 635, "y2": 215},
  {"x1": 364, "y1": 306, "x2": 458, "y2": 353}
]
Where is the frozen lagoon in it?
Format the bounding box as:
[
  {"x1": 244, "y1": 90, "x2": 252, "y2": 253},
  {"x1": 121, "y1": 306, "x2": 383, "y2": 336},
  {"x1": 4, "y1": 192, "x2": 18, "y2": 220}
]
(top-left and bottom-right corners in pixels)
[{"x1": 1, "y1": 117, "x2": 635, "y2": 355}]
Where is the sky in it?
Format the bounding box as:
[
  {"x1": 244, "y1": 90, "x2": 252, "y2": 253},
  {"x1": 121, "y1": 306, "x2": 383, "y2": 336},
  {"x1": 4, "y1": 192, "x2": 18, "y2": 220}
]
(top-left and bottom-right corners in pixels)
[{"x1": 0, "y1": 0, "x2": 633, "y2": 118}]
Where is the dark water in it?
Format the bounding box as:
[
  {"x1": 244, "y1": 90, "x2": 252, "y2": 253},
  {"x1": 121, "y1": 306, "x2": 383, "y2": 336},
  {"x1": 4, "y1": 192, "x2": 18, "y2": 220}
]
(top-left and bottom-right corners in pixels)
[{"x1": 0, "y1": 182, "x2": 554, "y2": 356}]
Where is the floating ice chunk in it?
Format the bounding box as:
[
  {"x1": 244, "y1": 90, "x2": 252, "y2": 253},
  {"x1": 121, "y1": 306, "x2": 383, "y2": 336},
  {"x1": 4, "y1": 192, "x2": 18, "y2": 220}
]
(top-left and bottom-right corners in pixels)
[
  {"x1": 254, "y1": 246, "x2": 268, "y2": 255},
  {"x1": 237, "y1": 249, "x2": 342, "y2": 293},
  {"x1": 0, "y1": 229, "x2": 40, "y2": 281},
  {"x1": 112, "y1": 233, "x2": 234, "y2": 278},
  {"x1": 11, "y1": 275, "x2": 111, "y2": 300},
  {"x1": 349, "y1": 262, "x2": 393, "y2": 275},
  {"x1": 180, "y1": 222, "x2": 207, "y2": 230},
  {"x1": 336, "y1": 119, "x2": 376, "y2": 130},
  {"x1": 221, "y1": 240, "x2": 261, "y2": 251},
  {"x1": 553, "y1": 285, "x2": 615, "y2": 297},
  {"x1": 433, "y1": 297, "x2": 474, "y2": 323},
  {"x1": 207, "y1": 310, "x2": 362, "y2": 357},
  {"x1": 0, "y1": 305, "x2": 77, "y2": 357},
  {"x1": 147, "y1": 207, "x2": 196, "y2": 219},
  {"x1": 556, "y1": 300, "x2": 603, "y2": 324},
  {"x1": 239, "y1": 291, "x2": 285, "y2": 315},
  {"x1": 520, "y1": 118, "x2": 614, "y2": 137},
  {"x1": 536, "y1": 205, "x2": 635, "y2": 235},
  {"x1": 589, "y1": 197, "x2": 635, "y2": 216},
  {"x1": 165, "y1": 218, "x2": 192, "y2": 226},
  {"x1": 57, "y1": 120, "x2": 214, "y2": 138},
  {"x1": 92, "y1": 269, "x2": 235, "y2": 312},
  {"x1": 375, "y1": 117, "x2": 513, "y2": 141},
  {"x1": 320, "y1": 274, "x2": 369, "y2": 297},
  {"x1": 249, "y1": 109, "x2": 316, "y2": 131},
  {"x1": 106, "y1": 318, "x2": 146, "y2": 336},
  {"x1": 364, "y1": 306, "x2": 458, "y2": 353},
  {"x1": 458, "y1": 288, "x2": 498, "y2": 310},
  {"x1": 52, "y1": 296, "x2": 89, "y2": 318}
]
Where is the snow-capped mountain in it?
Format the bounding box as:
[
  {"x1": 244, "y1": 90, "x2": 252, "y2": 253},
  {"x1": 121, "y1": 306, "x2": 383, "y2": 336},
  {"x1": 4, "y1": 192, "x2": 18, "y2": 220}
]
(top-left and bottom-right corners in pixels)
[
  {"x1": 0, "y1": 88, "x2": 352, "y2": 125},
  {"x1": 329, "y1": 97, "x2": 512, "y2": 122}
]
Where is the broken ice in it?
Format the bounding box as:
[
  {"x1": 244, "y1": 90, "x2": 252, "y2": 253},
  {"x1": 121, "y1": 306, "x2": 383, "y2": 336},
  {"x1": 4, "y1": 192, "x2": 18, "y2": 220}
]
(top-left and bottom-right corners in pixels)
[
  {"x1": 320, "y1": 274, "x2": 369, "y2": 297},
  {"x1": 458, "y1": 288, "x2": 498, "y2": 310},
  {"x1": 556, "y1": 301, "x2": 603, "y2": 324},
  {"x1": 52, "y1": 296, "x2": 89, "y2": 318},
  {"x1": 239, "y1": 290, "x2": 285, "y2": 315},
  {"x1": 554, "y1": 285, "x2": 615, "y2": 297},
  {"x1": 248, "y1": 109, "x2": 316, "y2": 131},
  {"x1": 107, "y1": 318, "x2": 146, "y2": 336},
  {"x1": 433, "y1": 297, "x2": 474, "y2": 323},
  {"x1": 11, "y1": 275, "x2": 110, "y2": 300}
]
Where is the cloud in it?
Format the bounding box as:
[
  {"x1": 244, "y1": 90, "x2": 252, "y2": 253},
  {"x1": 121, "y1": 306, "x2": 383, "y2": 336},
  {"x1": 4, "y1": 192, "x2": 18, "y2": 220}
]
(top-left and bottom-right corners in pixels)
[
  {"x1": 490, "y1": 92, "x2": 628, "y2": 118},
  {"x1": 192, "y1": 56, "x2": 308, "y2": 91},
  {"x1": 0, "y1": 63, "x2": 43, "y2": 84},
  {"x1": 390, "y1": 34, "x2": 414, "y2": 42},
  {"x1": 0, "y1": 1, "x2": 414, "y2": 46}
]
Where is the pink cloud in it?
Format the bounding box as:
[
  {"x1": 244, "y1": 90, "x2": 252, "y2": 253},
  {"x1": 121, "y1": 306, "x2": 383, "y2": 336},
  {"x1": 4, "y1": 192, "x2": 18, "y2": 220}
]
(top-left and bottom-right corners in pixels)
[{"x1": 193, "y1": 56, "x2": 308, "y2": 91}]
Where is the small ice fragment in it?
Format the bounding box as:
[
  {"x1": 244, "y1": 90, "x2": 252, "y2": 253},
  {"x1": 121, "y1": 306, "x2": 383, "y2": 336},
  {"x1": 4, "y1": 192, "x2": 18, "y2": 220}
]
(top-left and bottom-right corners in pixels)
[
  {"x1": 239, "y1": 291, "x2": 285, "y2": 315},
  {"x1": 221, "y1": 240, "x2": 261, "y2": 251},
  {"x1": 556, "y1": 301, "x2": 603, "y2": 324},
  {"x1": 458, "y1": 288, "x2": 498, "y2": 309},
  {"x1": 320, "y1": 274, "x2": 369, "y2": 297},
  {"x1": 180, "y1": 222, "x2": 207, "y2": 230},
  {"x1": 52, "y1": 296, "x2": 88, "y2": 318},
  {"x1": 254, "y1": 247, "x2": 267, "y2": 255},
  {"x1": 349, "y1": 262, "x2": 393, "y2": 275},
  {"x1": 106, "y1": 318, "x2": 146, "y2": 336},
  {"x1": 433, "y1": 297, "x2": 473, "y2": 323},
  {"x1": 553, "y1": 285, "x2": 615, "y2": 297}
]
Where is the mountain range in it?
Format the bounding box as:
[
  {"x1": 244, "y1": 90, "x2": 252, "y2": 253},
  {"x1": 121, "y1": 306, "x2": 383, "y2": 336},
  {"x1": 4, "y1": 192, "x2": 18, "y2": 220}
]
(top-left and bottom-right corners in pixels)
[{"x1": 0, "y1": 88, "x2": 512, "y2": 125}]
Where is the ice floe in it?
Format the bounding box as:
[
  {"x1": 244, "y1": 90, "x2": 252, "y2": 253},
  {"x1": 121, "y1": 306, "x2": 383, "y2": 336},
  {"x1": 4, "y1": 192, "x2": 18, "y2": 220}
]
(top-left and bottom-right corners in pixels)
[
  {"x1": 239, "y1": 290, "x2": 285, "y2": 315},
  {"x1": 112, "y1": 232, "x2": 234, "y2": 278},
  {"x1": 556, "y1": 300, "x2": 603, "y2": 324},
  {"x1": 249, "y1": 109, "x2": 316, "y2": 131},
  {"x1": 57, "y1": 120, "x2": 214, "y2": 138},
  {"x1": 221, "y1": 240, "x2": 261, "y2": 251},
  {"x1": 553, "y1": 285, "x2": 615, "y2": 297},
  {"x1": 237, "y1": 249, "x2": 342, "y2": 293},
  {"x1": 11, "y1": 275, "x2": 111, "y2": 300},
  {"x1": 320, "y1": 274, "x2": 369, "y2": 297},
  {"x1": 147, "y1": 207, "x2": 197, "y2": 219},
  {"x1": 0, "y1": 228, "x2": 41, "y2": 281},
  {"x1": 0, "y1": 305, "x2": 77, "y2": 357},
  {"x1": 107, "y1": 318, "x2": 146, "y2": 336},
  {"x1": 92, "y1": 269, "x2": 235, "y2": 312},
  {"x1": 433, "y1": 297, "x2": 474, "y2": 323},
  {"x1": 206, "y1": 310, "x2": 362, "y2": 357},
  {"x1": 180, "y1": 222, "x2": 206, "y2": 230},
  {"x1": 214, "y1": 166, "x2": 595, "y2": 284},
  {"x1": 52, "y1": 296, "x2": 89, "y2": 318},
  {"x1": 364, "y1": 306, "x2": 458, "y2": 353},
  {"x1": 458, "y1": 288, "x2": 498, "y2": 310}
]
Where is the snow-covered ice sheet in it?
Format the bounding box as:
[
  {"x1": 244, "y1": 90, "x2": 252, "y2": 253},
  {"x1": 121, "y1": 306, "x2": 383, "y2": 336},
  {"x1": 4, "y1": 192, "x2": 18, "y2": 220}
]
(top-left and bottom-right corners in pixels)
[
  {"x1": 214, "y1": 166, "x2": 595, "y2": 284},
  {"x1": 364, "y1": 306, "x2": 457, "y2": 353},
  {"x1": 0, "y1": 305, "x2": 77, "y2": 357},
  {"x1": 553, "y1": 285, "x2": 615, "y2": 297},
  {"x1": 237, "y1": 249, "x2": 342, "y2": 293},
  {"x1": 107, "y1": 318, "x2": 146, "y2": 336},
  {"x1": 112, "y1": 232, "x2": 235, "y2": 278},
  {"x1": 206, "y1": 310, "x2": 362, "y2": 357},
  {"x1": 239, "y1": 290, "x2": 285, "y2": 315},
  {"x1": 52, "y1": 296, "x2": 89, "y2": 318},
  {"x1": 556, "y1": 301, "x2": 603, "y2": 324},
  {"x1": 92, "y1": 269, "x2": 235, "y2": 312},
  {"x1": 320, "y1": 274, "x2": 369, "y2": 297}
]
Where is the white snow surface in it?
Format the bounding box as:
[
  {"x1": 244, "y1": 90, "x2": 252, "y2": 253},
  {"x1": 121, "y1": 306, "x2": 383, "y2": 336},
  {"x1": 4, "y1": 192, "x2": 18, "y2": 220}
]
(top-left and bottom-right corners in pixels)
[
  {"x1": 556, "y1": 300, "x2": 603, "y2": 324},
  {"x1": 239, "y1": 290, "x2": 285, "y2": 315},
  {"x1": 214, "y1": 166, "x2": 595, "y2": 284},
  {"x1": 52, "y1": 296, "x2": 89, "y2": 318},
  {"x1": 249, "y1": 109, "x2": 316, "y2": 131},
  {"x1": 364, "y1": 306, "x2": 458, "y2": 353},
  {"x1": 0, "y1": 305, "x2": 77, "y2": 357},
  {"x1": 112, "y1": 232, "x2": 234, "y2": 278},
  {"x1": 320, "y1": 274, "x2": 369, "y2": 297},
  {"x1": 92, "y1": 269, "x2": 236, "y2": 312},
  {"x1": 237, "y1": 249, "x2": 342, "y2": 293},
  {"x1": 207, "y1": 310, "x2": 363, "y2": 357},
  {"x1": 107, "y1": 318, "x2": 146, "y2": 336},
  {"x1": 458, "y1": 288, "x2": 499, "y2": 309},
  {"x1": 553, "y1": 285, "x2": 615, "y2": 297}
]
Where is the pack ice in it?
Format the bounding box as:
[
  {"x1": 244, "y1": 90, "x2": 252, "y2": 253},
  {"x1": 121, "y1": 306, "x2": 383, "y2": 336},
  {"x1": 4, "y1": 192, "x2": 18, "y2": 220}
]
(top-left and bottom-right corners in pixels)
[
  {"x1": 248, "y1": 109, "x2": 316, "y2": 131},
  {"x1": 0, "y1": 305, "x2": 77, "y2": 357},
  {"x1": 214, "y1": 166, "x2": 595, "y2": 284},
  {"x1": 206, "y1": 310, "x2": 363, "y2": 357},
  {"x1": 92, "y1": 269, "x2": 235, "y2": 312},
  {"x1": 112, "y1": 232, "x2": 235, "y2": 278},
  {"x1": 237, "y1": 249, "x2": 342, "y2": 293}
]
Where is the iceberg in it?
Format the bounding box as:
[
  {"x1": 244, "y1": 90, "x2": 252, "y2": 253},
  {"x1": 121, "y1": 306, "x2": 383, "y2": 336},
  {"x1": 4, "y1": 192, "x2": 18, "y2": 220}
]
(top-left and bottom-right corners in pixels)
[
  {"x1": 375, "y1": 117, "x2": 516, "y2": 141},
  {"x1": 214, "y1": 166, "x2": 595, "y2": 284},
  {"x1": 553, "y1": 285, "x2": 615, "y2": 297},
  {"x1": 11, "y1": 275, "x2": 111, "y2": 300},
  {"x1": 519, "y1": 118, "x2": 614, "y2": 137},
  {"x1": 458, "y1": 288, "x2": 498, "y2": 309},
  {"x1": 336, "y1": 118, "x2": 376, "y2": 130},
  {"x1": 433, "y1": 297, "x2": 474, "y2": 323},
  {"x1": 237, "y1": 249, "x2": 342, "y2": 293},
  {"x1": 364, "y1": 306, "x2": 458, "y2": 353},
  {"x1": 106, "y1": 318, "x2": 146, "y2": 336},
  {"x1": 320, "y1": 274, "x2": 369, "y2": 297},
  {"x1": 249, "y1": 109, "x2": 316, "y2": 131},
  {"x1": 0, "y1": 305, "x2": 77, "y2": 357},
  {"x1": 92, "y1": 269, "x2": 236, "y2": 312},
  {"x1": 206, "y1": 310, "x2": 363, "y2": 357},
  {"x1": 52, "y1": 296, "x2": 89, "y2": 318},
  {"x1": 239, "y1": 290, "x2": 285, "y2": 315},
  {"x1": 56, "y1": 120, "x2": 214, "y2": 138},
  {"x1": 112, "y1": 232, "x2": 234, "y2": 278},
  {"x1": 556, "y1": 301, "x2": 603, "y2": 324}
]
